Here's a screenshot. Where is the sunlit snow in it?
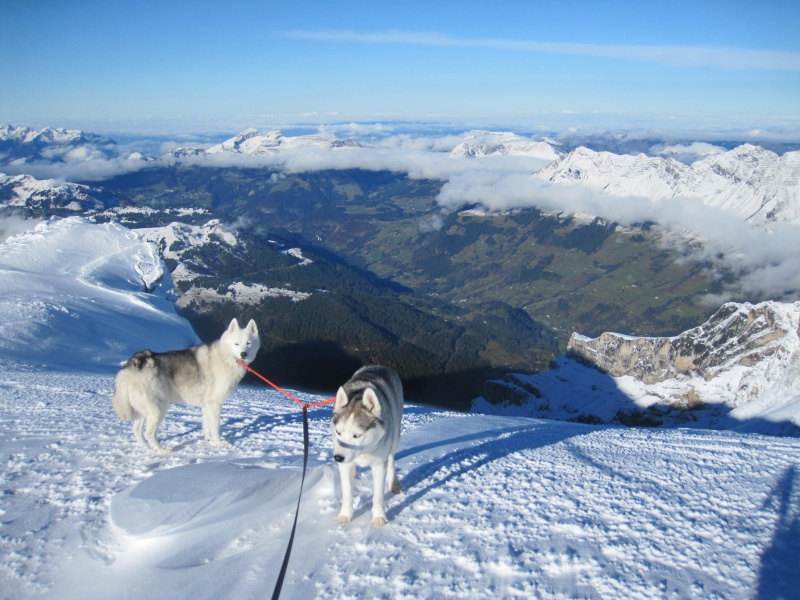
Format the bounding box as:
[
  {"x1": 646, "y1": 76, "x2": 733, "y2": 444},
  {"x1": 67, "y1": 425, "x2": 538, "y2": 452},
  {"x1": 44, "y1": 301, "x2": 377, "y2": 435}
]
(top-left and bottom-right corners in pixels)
[{"x1": 0, "y1": 217, "x2": 798, "y2": 599}]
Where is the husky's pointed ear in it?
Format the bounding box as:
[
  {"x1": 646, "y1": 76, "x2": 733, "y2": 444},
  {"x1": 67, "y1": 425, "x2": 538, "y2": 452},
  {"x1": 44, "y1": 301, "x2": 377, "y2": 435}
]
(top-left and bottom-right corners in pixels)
[
  {"x1": 227, "y1": 318, "x2": 240, "y2": 332},
  {"x1": 335, "y1": 387, "x2": 349, "y2": 410},
  {"x1": 246, "y1": 319, "x2": 258, "y2": 334},
  {"x1": 362, "y1": 388, "x2": 382, "y2": 417}
]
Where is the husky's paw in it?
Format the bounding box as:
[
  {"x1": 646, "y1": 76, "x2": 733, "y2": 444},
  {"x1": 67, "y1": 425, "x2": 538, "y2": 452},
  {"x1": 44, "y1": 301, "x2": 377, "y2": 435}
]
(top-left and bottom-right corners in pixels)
[
  {"x1": 335, "y1": 514, "x2": 352, "y2": 524},
  {"x1": 154, "y1": 446, "x2": 172, "y2": 455},
  {"x1": 211, "y1": 439, "x2": 230, "y2": 447},
  {"x1": 370, "y1": 516, "x2": 388, "y2": 527},
  {"x1": 391, "y1": 481, "x2": 403, "y2": 494}
]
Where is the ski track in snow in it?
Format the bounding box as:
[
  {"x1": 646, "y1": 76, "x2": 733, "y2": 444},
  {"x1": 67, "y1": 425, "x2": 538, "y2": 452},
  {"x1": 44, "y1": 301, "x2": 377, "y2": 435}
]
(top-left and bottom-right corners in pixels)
[{"x1": 1, "y1": 369, "x2": 800, "y2": 600}]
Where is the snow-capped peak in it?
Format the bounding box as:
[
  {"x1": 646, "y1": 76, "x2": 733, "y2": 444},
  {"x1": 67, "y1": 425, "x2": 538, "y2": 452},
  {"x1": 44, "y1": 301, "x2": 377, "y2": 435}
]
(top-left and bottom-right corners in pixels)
[
  {"x1": 534, "y1": 144, "x2": 800, "y2": 226},
  {"x1": 449, "y1": 130, "x2": 561, "y2": 161},
  {"x1": 0, "y1": 124, "x2": 119, "y2": 164},
  {"x1": 190, "y1": 129, "x2": 362, "y2": 158}
]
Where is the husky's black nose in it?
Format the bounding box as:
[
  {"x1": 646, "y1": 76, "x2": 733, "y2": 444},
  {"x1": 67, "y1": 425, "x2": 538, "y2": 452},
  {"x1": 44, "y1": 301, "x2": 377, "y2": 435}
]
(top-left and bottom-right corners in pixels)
[
  {"x1": 334, "y1": 454, "x2": 344, "y2": 463},
  {"x1": 240, "y1": 351, "x2": 247, "y2": 359}
]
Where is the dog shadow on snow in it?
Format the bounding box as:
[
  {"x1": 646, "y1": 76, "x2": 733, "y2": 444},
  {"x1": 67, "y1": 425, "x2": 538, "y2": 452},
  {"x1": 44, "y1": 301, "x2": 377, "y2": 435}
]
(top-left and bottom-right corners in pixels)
[
  {"x1": 153, "y1": 411, "x2": 293, "y2": 453},
  {"x1": 385, "y1": 421, "x2": 595, "y2": 523}
]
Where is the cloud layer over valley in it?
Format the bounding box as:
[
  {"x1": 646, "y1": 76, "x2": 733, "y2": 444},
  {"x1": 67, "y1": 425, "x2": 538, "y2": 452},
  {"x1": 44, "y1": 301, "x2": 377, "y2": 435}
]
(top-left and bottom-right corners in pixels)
[{"x1": 3, "y1": 124, "x2": 800, "y2": 302}]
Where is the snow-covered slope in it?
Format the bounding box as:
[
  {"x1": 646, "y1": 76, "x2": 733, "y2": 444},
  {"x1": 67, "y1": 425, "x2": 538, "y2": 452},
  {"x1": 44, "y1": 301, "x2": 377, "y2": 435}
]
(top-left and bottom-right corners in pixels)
[
  {"x1": 0, "y1": 173, "x2": 118, "y2": 213},
  {"x1": 0, "y1": 217, "x2": 198, "y2": 371},
  {"x1": 135, "y1": 220, "x2": 312, "y2": 304},
  {"x1": 475, "y1": 301, "x2": 800, "y2": 436},
  {"x1": 1, "y1": 213, "x2": 799, "y2": 599},
  {"x1": 534, "y1": 144, "x2": 800, "y2": 226},
  {"x1": 169, "y1": 128, "x2": 363, "y2": 159}
]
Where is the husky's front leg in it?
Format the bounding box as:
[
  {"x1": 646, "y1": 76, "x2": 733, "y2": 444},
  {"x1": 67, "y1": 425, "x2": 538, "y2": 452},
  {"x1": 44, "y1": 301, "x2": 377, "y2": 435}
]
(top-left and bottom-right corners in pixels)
[
  {"x1": 370, "y1": 461, "x2": 389, "y2": 526},
  {"x1": 336, "y1": 461, "x2": 356, "y2": 523},
  {"x1": 202, "y1": 404, "x2": 227, "y2": 446}
]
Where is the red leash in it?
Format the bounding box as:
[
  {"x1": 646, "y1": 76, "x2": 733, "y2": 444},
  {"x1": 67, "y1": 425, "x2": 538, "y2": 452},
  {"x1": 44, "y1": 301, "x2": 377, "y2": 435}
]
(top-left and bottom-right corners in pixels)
[{"x1": 238, "y1": 359, "x2": 336, "y2": 408}]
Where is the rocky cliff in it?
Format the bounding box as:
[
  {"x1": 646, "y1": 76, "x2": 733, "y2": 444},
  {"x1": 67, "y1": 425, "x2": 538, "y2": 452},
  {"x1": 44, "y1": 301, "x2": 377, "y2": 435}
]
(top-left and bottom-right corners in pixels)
[
  {"x1": 567, "y1": 302, "x2": 797, "y2": 389},
  {"x1": 473, "y1": 301, "x2": 800, "y2": 436}
]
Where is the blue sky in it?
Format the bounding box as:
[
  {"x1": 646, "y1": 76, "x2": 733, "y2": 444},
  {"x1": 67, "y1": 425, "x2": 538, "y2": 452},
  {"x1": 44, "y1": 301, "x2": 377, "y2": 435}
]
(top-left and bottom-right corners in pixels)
[{"x1": 1, "y1": 0, "x2": 799, "y2": 136}]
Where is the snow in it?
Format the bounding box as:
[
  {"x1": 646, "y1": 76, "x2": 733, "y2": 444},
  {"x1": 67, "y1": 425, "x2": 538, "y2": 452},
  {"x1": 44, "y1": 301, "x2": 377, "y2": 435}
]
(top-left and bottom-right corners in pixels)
[
  {"x1": 178, "y1": 282, "x2": 310, "y2": 305},
  {"x1": 2, "y1": 372, "x2": 799, "y2": 599},
  {"x1": 535, "y1": 145, "x2": 800, "y2": 226},
  {"x1": 1, "y1": 216, "x2": 799, "y2": 599},
  {"x1": 448, "y1": 131, "x2": 562, "y2": 161},
  {"x1": 0, "y1": 217, "x2": 198, "y2": 371}
]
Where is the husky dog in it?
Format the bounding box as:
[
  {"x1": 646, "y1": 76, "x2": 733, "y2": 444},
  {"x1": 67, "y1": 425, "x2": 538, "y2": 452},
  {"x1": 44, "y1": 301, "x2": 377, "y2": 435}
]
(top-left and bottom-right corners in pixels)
[
  {"x1": 332, "y1": 365, "x2": 404, "y2": 526},
  {"x1": 112, "y1": 318, "x2": 260, "y2": 453}
]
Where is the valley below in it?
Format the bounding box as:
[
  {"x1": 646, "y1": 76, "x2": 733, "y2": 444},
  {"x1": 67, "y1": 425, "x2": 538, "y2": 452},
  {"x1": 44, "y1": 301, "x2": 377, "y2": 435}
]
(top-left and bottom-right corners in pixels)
[{"x1": 85, "y1": 165, "x2": 724, "y2": 408}]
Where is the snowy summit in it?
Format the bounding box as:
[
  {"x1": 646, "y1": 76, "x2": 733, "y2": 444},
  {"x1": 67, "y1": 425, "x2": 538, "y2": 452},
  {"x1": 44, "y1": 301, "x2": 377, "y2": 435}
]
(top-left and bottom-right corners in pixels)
[{"x1": 0, "y1": 216, "x2": 799, "y2": 599}]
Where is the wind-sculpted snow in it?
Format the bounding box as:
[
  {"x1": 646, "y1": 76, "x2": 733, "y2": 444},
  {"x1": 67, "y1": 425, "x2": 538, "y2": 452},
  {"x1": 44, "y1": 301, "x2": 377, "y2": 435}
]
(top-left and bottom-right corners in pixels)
[
  {"x1": 0, "y1": 370, "x2": 798, "y2": 599},
  {"x1": 0, "y1": 203, "x2": 798, "y2": 598},
  {"x1": 0, "y1": 217, "x2": 198, "y2": 371}
]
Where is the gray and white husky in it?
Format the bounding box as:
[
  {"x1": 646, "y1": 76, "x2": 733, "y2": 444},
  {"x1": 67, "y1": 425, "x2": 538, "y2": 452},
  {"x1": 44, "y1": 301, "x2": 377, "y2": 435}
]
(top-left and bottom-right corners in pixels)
[
  {"x1": 331, "y1": 365, "x2": 404, "y2": 526},
  {"x1": 112, "y1": 318, "x2": 260, "y2": 453}
]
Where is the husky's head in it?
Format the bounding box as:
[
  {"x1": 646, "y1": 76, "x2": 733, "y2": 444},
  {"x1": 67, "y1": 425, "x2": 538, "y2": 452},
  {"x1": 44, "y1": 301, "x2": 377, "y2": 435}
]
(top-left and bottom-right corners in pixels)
[
  {"x1": 331, "y1": 386, "x2": 386, "y2": 463},
  {"x1": 221, "y1": 318, "x2": 261, "y2": 364}
]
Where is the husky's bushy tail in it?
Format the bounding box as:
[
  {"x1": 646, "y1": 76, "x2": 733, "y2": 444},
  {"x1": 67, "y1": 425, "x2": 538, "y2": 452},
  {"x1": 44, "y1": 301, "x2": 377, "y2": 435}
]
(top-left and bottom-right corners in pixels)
[
  {"x1": 112, "y1": 377, "x2": 134, "y2": 421},
  {"x1": 112, "y1": 350, "x2": 154, "y2": 421}
]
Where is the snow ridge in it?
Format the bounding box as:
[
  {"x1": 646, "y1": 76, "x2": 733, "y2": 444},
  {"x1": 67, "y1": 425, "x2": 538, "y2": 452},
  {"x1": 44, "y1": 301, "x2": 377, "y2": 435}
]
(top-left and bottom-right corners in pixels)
[
  {"x1": 449, "y1": 131, "x2": 562, "y2": 161},
  {"x1": 0, "y1": 173, "x2": 118, "y2": 212},
  {"x1": 0, "y1": 216, "x2": 198, "y2": 371},
  {"x1": 535, "y1": 144, "x2": 800, "y2": 226}
]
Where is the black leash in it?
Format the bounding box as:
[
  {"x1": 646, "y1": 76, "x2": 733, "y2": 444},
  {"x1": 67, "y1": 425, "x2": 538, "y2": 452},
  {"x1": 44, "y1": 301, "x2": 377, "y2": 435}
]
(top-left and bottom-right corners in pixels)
[
  {"x1": 236, "y1": 361, "x2": 335, "y2": 599},
  {"x1": 271, "y1": 405, "x2": 309, "y2": 600}
]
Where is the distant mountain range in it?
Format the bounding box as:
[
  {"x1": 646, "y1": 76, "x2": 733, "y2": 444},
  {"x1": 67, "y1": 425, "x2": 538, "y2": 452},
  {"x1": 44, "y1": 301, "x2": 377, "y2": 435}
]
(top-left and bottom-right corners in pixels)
[
  {"x1": 3, "y1": 124, "x2": 799, "y2": 227},
  {"x1": 448, "y1": 131, "x2": 562, "y2": 161},
  {"x1": 2, "y1": 123, "x2": 800, "y2": 418},
  {"x1": 0, "y1": 125, "x2": 117, "y2": 163},
  {"x1": 535, "y1": 144, "x2": 800, "y2": 226}
]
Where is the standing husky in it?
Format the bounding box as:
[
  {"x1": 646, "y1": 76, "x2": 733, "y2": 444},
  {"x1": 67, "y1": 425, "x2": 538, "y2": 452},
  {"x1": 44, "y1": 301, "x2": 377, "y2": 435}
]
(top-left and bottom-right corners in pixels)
[
  {"x1": 112, "y1": 318, "x2": 260, "y2": 453},
  {"x1": 331, "y1": 365, "x2": 403, "y2": 526}
]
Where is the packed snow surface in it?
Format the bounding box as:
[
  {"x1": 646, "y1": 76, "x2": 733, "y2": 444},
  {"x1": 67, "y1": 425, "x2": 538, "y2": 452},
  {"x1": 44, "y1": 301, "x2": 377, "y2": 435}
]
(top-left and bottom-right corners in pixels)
[{"x1": 2, "y1": 370, "x2": 799, "y2": 600}]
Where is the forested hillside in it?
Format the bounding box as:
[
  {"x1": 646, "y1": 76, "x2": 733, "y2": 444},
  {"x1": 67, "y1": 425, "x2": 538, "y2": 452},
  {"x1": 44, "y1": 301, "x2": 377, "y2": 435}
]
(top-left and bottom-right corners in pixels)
[{"x1": 79, "y1": 165, "x2": 723, "y2": 406}]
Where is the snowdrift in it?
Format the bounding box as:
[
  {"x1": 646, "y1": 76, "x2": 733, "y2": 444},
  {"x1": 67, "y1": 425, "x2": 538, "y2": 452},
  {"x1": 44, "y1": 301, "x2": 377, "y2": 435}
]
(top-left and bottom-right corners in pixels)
[
  {"x1": 0, "y1": 216, "x2": 198, "y2": 371},
  {"x1": 0, "y1": 214, "x2": 798, "y2": 599}
]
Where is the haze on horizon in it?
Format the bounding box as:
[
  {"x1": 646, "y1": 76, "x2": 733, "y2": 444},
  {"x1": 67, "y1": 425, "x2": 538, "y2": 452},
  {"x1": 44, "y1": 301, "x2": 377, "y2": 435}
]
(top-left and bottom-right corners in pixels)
[{"x1": 1, "y1": 0, "x2": 798, "y2": 139}]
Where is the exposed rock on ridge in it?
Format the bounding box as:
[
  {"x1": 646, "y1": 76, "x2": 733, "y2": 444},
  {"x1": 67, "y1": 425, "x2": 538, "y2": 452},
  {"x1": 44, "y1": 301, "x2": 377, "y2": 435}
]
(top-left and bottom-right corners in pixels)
[
  {"x1": 473, "y1": 301, "x2": 800, "y2": 435},
  {"x1": 569, "y1": 302, "x2": 793, "y2": 380},
  {"x1": 567, "y1": 301, "x2": 800, "y2": 406}
]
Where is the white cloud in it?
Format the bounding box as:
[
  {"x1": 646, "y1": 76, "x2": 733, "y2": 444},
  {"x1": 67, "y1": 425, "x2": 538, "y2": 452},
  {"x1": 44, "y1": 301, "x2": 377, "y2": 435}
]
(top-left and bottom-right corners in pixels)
[
  {"x1": 4, "y1": 122, "x2": 798, "y2": 303},
  {"x1": 654, "y1": 141, "x2": 727, "y2": 164},
  {"x1": 3, "y1": 156, "x2": 151, "y2": 183},
  {"x1": 285, "y1": 30, "x2": 800, "y2": 71},
  {"x1": 0, "y1": 215, "x2": 42, "y2": 243},
  {"x1": 437, "y1": 169, "x2": 800, "y2": 300}
]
